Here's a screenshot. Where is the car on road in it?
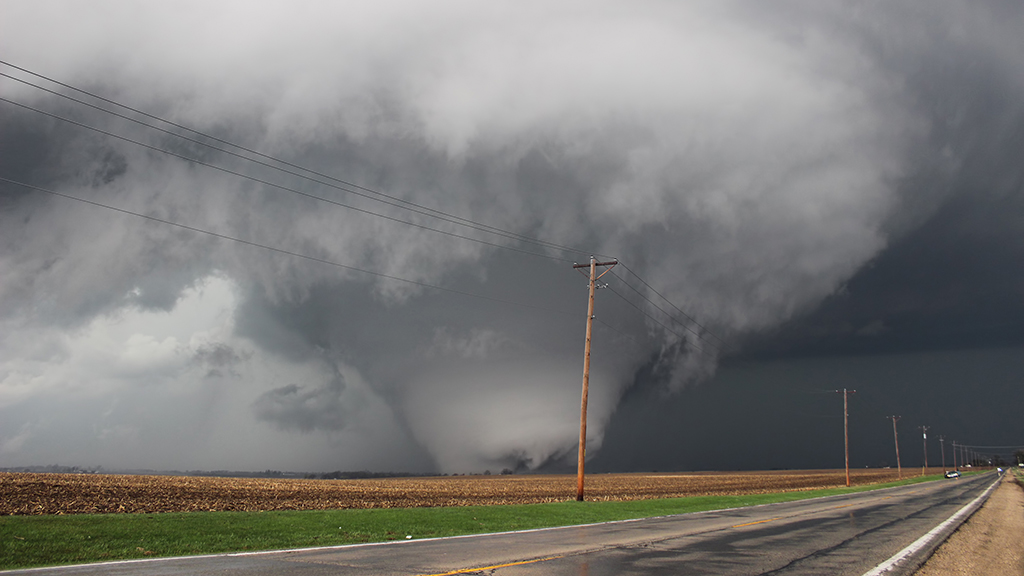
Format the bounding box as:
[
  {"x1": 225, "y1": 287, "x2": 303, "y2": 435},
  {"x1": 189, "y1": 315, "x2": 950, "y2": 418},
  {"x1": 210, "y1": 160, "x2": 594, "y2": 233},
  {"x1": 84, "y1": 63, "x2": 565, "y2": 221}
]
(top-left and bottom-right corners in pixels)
[{"x1": 944, "y1": 470, "x2": 960, "y2": 479}]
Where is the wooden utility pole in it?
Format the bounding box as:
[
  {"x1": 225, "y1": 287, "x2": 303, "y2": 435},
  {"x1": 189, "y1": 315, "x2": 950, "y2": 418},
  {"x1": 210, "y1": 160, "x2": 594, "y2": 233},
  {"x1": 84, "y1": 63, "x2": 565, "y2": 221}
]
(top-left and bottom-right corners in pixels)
[
  {"x1": 572, "y1": 256, "x2": 617, "y2": 501},
  {"x1": 888, "y1": 415, "x2": 902, "y2": 479},
  {"x1": 939, "y1": 436, "x2": 946, "y2": 472},
  {"x1": 919, "y1": 426, "x2": 929, "y2": 476},
  {"x1": 953, "y1": 440, "x2": 958, "y2": 471},
  {"x1": 836, "y1": 389, "x2": 856, "y2": 487}
]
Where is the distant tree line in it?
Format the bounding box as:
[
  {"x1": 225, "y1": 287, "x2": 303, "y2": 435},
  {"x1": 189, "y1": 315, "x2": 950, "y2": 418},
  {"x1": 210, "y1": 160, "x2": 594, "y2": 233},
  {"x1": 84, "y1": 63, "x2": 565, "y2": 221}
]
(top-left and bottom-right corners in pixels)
[
  {"x1": 0, "y1": 465, "x2": 100, "y2": 474},
  {"x1": 304, "y1": 470, "x2": 441, "y2": 480},
  {"x1": 2, "y1": 465, "x2": 518, "y2": 479}
]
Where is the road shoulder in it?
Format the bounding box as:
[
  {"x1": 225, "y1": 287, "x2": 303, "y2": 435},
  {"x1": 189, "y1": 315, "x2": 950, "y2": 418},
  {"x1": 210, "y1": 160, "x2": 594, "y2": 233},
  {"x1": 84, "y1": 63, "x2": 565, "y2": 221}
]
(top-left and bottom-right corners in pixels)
[{"x1": 914, "y1": 474, "x2": 1024, "y2": 575}]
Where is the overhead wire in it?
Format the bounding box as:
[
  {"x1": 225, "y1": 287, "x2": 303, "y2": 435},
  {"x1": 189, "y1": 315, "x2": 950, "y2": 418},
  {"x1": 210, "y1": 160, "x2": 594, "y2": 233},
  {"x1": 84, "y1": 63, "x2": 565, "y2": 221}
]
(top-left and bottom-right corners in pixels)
[
  {"x1": 605, "y1": 285, "x2": 716, "y2": 356},
  {"x1": 605, "y1": 271, "x2": 722, "y2": 352},
  {"x1": 0, "y1": 96, "x2": 581, "y2": 264},
  {"x1": 0, "y1": 92, "x2": 723, "y2": 354},
  {"x1": 0, "y1": 177, "x2": 580, "y2": 318},
  {"x1": 0, "y1": 60, "x2": 727, "y2": 354},
  {"x1": 614, "y1": 263, "x2": 725, "y2": 345},
  {"x1": 0, "y1": 61, "x2": 605, "y2": 260}
]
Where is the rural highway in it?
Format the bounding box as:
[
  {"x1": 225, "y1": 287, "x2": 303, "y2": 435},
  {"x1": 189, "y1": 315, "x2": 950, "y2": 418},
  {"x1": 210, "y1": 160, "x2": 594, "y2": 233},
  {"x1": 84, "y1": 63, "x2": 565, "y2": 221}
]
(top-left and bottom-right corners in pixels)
[{"x1": 10, "y1": 472, "x2": 998, "y2": 576}]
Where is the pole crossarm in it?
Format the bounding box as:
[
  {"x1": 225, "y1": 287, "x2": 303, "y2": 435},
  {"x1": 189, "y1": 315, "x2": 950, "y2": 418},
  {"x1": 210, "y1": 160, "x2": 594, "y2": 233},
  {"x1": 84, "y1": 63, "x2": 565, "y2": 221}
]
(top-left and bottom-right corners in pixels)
[{"x1": 573, "y1": 260, "x2": 618, "y2": 279}]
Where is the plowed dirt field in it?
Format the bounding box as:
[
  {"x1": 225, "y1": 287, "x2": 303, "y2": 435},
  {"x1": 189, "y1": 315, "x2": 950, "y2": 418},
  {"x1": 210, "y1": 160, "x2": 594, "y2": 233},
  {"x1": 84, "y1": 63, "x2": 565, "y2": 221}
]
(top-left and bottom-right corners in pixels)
[{"x1": 1, "y1": 469, "x2": 920, "y2": 515}]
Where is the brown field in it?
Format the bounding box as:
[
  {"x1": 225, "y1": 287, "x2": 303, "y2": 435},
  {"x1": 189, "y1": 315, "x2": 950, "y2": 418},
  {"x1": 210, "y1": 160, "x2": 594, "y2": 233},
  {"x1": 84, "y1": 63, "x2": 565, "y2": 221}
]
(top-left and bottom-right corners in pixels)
[{"x1": 0, "y1": 468, "x2": 939, "y2": 515}]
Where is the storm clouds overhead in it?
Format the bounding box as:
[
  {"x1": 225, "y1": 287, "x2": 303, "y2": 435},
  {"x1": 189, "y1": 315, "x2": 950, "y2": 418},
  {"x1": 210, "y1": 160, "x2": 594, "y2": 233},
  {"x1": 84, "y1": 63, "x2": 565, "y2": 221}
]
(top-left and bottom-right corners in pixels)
[{"x1": 1, "y1": 1, "x2": 1022, "y2": 473}]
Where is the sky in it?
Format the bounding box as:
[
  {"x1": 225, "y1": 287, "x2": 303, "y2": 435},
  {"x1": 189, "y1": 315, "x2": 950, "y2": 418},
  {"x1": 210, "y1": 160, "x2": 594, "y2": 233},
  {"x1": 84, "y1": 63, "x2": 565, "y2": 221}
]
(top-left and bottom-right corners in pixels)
[{"x1": 1, "y1": 0, "x2": 1022, "y2": 474}]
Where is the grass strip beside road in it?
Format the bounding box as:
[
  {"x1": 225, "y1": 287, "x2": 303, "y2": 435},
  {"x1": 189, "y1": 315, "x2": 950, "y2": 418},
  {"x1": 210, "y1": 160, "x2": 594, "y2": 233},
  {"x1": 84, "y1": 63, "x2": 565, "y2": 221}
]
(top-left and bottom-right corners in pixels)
[{"x1": 0, "y1": 474, "x2": 952, "y2": 570}]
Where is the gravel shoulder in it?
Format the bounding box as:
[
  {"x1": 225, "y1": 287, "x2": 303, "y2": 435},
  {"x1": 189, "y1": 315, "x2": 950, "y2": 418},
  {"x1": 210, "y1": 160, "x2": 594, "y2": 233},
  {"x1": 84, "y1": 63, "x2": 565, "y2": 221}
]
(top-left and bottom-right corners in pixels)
[{"x1": 915, "y1": 473, "x2": 1024, "y2": 575}]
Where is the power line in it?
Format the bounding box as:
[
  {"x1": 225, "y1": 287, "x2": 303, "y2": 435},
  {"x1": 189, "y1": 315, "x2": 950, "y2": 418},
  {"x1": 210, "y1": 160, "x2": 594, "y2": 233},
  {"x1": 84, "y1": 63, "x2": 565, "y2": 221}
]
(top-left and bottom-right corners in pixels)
[
  {"x1": 606, "y1": 273, "x2": 722, "y2": 351},
  {"x1": 614, "y1": 263, "x2": 726, "y2": 345},
  {"x1": 0, "y1": 61, "x2": 726, "y2": 355},
  {"x1": 0, "y1": 96, "x2": 575, "y2": 263},
  {"x1": 0, "y1": 176, "x2": 581, "y2": 318},
  {"x1": 1, "y1": 95, "x2": 727, "y2": 354},
  {"x1": 3, "y1": 175, "x2": 672, "y2": 353},
  {"x1": 0, "y1": 71, "x2": 584, "y2": 257},
  {"x1": 605, "y1": 285, "x2": 716, "y2": 356},
  {"x1": 0, "y1": 61, "x2": 604, "y2": 260}
]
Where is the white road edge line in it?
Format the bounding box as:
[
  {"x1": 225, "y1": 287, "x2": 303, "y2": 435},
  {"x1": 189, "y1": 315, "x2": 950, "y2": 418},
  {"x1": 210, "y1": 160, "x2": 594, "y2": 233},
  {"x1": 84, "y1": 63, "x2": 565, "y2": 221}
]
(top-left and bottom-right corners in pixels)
[{"x1": 861, "y1": 474, "x2": 1002, "y2": 576}]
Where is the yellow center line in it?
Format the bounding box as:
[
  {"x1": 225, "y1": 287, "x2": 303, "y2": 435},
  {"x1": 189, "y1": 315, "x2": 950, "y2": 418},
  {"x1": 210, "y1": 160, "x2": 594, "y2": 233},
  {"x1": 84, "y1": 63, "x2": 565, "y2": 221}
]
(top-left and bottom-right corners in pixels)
[
  {"x1": 417, "y1": 555, "x2": 564, "y2": 575},
  {"x1": 732, "y1": 517, "x2": 780, "y2": 528},
  {"x1": 832, "y1": 503, "x2": 855, "y2": 510}
]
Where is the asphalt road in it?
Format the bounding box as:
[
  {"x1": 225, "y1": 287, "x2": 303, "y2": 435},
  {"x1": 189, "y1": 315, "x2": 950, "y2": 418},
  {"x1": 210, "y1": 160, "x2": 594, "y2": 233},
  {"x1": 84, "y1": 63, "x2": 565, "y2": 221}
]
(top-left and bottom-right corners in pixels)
[{"x1": 9, "y1": 472, "x2": 996, "y2": 576}]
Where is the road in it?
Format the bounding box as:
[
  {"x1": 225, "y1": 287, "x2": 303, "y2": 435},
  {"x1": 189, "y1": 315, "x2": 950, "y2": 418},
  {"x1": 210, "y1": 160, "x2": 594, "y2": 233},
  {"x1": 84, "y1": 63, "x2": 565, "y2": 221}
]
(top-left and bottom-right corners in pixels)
[{"x1": 8, "y1": 472, "x2": 997, "y2": 576}]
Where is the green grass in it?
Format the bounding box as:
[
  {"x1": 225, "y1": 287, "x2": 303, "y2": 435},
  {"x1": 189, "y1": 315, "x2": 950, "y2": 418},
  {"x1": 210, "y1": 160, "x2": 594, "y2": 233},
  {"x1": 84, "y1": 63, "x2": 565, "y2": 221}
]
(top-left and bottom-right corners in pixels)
[{"x1": 0, "y1": 474, "x2": 952, "y2": 571}]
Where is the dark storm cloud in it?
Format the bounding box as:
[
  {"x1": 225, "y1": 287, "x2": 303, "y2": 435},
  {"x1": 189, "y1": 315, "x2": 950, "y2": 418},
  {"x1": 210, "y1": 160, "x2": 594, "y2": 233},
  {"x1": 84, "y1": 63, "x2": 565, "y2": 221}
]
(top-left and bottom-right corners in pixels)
[
  {"x1": 587, "y1": 0, "x2": 1024, "y2": 473},
  {"x1": 733, "y1": 0, "x2": 1024, "y2": 360},
  {"x1": 1, "y1": 0, "x2": 1022, "y2": 473},
  {"x1": 738, "y1": 187, "x2": 1024, "y2": 359}
]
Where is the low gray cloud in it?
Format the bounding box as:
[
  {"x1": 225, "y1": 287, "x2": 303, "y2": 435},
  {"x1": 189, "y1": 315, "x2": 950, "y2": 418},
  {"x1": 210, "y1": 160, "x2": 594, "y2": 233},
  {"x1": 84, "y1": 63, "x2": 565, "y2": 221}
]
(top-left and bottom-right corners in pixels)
[
  {"x1": 191, "y1": 342, "x2": 249, "y2": 378},
  {"x1": 253, "y1": 383, "x2": 348, "y2": 433}
]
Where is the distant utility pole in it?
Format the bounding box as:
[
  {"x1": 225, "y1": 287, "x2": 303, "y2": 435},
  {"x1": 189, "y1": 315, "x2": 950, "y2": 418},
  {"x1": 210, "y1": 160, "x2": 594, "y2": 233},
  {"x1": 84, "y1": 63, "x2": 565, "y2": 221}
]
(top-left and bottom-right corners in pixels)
[
  {"x1": 953, "y1": 441, "x2": 958, "y2": 471},
  {"x1": 572, "y1": 256, "x2": 617, "y2": 502},
  {"x1": 888, "y1": 416, "x2": 902, "y2": 479},
  {"x1": 939, "y1": 436, "x2": 946, "y2": 472},
  {"x1": 835, "y1": 389, "x2": 856, "y2": 487},
  {"x1": 919, "y1": 426, "x2": 930, "y2": 476}
]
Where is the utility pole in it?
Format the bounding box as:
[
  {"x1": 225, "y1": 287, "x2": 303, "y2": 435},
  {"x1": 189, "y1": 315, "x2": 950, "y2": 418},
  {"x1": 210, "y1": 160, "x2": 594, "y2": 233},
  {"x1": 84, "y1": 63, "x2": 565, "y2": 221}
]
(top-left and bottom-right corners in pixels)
[
  {"x1": 939, "y1": 436, "x2": 946, "y2": 472},
  {"x1": 953, "y1": 441, "x2": 958, "y2": 471},
  {"x1": 888, "y1": 416, "x2": 902, "y2": 479},
  {"x1": 919, "y1": 426, "x2": 929, "y2": 476},
  {"x1": 835, "y1": 389, "x2": 856, "y2": 487},
  {"x1": 572, "y1": 256, "x2": 617, "y2": 502}
]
